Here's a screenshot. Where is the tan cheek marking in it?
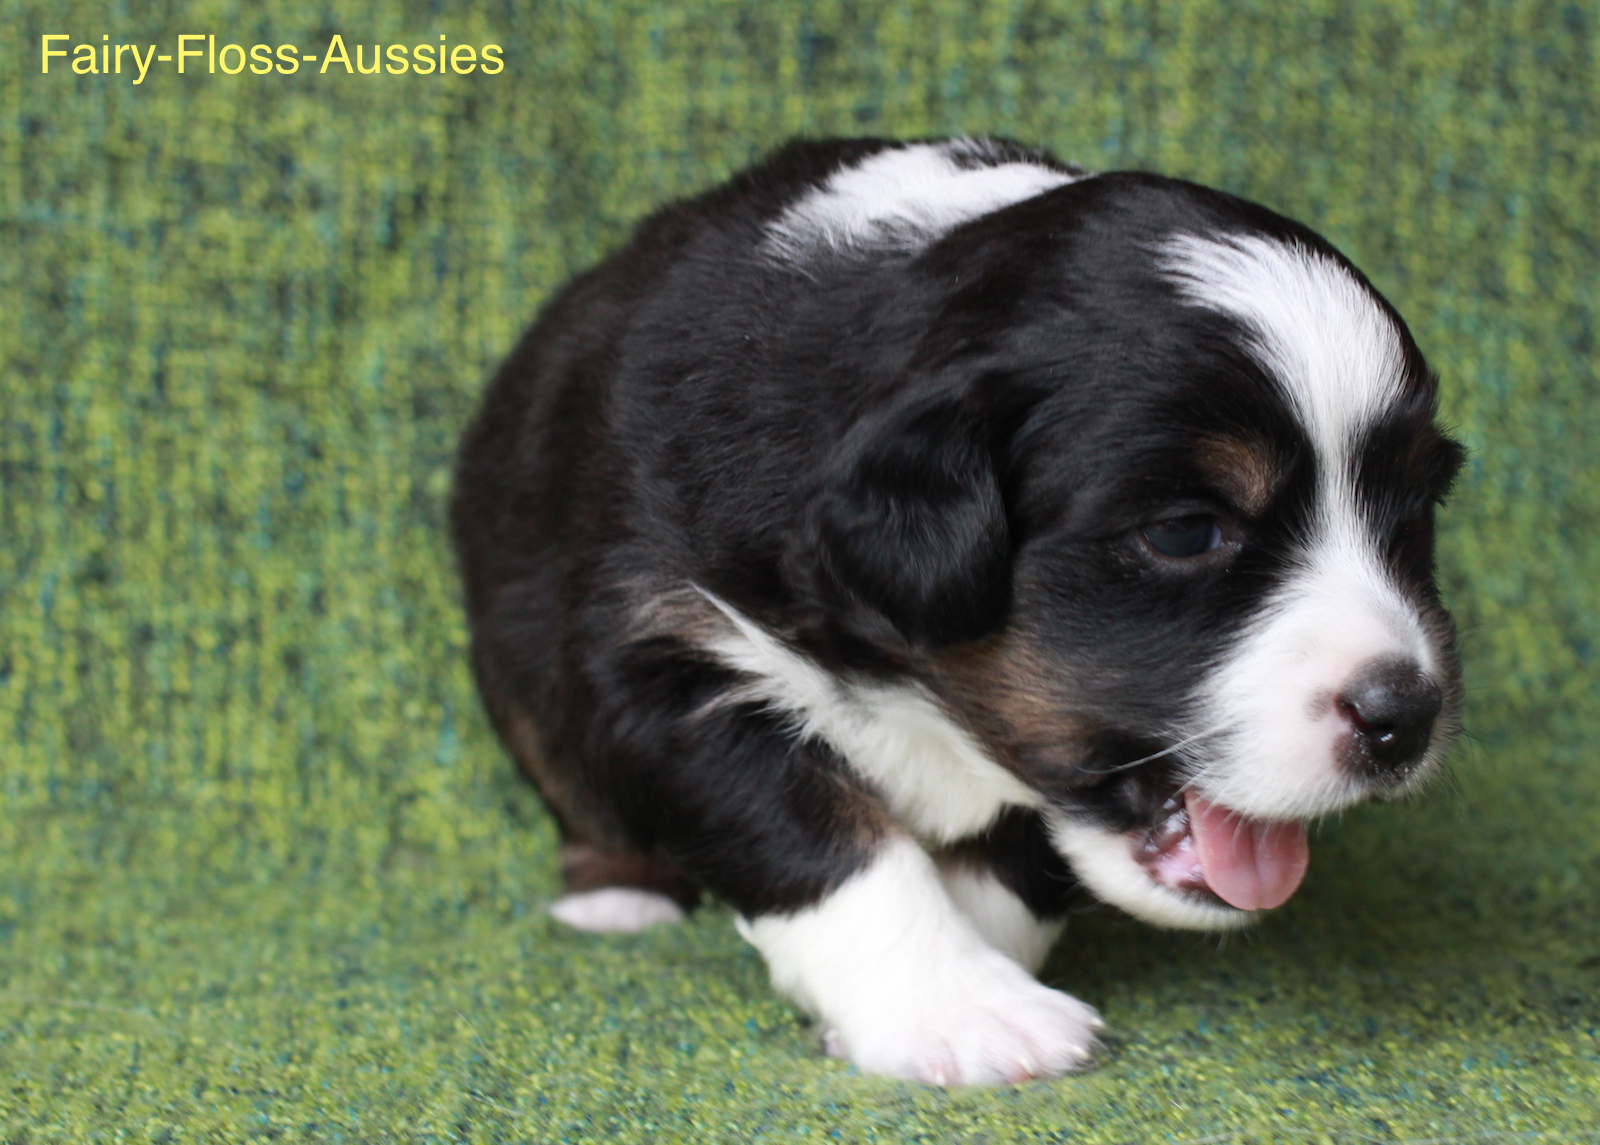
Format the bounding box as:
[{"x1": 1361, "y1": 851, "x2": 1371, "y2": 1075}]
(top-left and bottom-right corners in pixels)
[
  {"x1": 1195, "y1": 434, "x2": 1283, "y2": 516},
  {"x1": 927, "y1": 631, "x2": 1086, "y2": 782}
]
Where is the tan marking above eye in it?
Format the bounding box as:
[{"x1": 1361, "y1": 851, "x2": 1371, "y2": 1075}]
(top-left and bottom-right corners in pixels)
[{"x1": 1193, "y1": 434, "x2": 1284, "y2": 516}]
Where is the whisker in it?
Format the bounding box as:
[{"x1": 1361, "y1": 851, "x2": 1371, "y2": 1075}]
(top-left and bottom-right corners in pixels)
[
  {"x1": 1174, "y1": 765, "x2": 1214, "y2": 798},
  {"x1": 1074, "y1": 722, "x2": 1234, "y2": 777}
]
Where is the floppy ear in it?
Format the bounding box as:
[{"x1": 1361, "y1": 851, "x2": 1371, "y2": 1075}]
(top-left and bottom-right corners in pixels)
[{"x1": 809, "y1": 390, "x2": 1011, "y2": 647}]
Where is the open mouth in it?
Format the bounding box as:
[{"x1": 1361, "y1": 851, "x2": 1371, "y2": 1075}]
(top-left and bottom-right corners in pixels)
[{"x1": 1131, "y1": 774, "x2": 1310, "y2": 912}]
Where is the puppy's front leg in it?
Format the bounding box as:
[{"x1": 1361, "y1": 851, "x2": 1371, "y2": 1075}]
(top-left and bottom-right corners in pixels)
[
  {"x1": 578, "y1": 639, "x2": 1098, "y2": 1084},
  {"x1": 740, "y1": 835, "x2": 1101, "y2": 1085}
]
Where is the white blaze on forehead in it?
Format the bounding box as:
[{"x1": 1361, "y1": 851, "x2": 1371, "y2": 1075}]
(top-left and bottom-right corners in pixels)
[
  {"x1": 764, "y1": 140, "x2": 1083, "y2": 261},
  {"x1": 1158, "y1": 232, "x2": 1407, "y2": 466}
]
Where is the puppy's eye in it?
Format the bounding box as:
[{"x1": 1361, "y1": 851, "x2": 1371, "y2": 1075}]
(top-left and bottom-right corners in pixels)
[{"x1": 1141, "y1": 515, "x2": 1222, "y2": 559}]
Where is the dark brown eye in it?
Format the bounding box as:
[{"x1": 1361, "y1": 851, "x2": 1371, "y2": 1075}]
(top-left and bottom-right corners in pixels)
[{"x1": 1142, "y1": 515, "x2": 1222, "y2": 559}]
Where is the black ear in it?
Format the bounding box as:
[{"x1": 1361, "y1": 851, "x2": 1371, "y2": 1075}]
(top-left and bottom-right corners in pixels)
[{"x1": 810, "y1": 391, "x2": 1011, "y2": 647}]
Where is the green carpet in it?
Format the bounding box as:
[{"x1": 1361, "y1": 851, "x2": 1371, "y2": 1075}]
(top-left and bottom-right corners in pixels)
[{"x1": 4, "y1": 0, "x2": 1598, "y2": 1139}]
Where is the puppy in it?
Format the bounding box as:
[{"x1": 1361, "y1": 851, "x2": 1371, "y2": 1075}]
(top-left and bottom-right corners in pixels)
[{"x1": 450, "y1": 137, "x2": 1463, "y2": 1085}]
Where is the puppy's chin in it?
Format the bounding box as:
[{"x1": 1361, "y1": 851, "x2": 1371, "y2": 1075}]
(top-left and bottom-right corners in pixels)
[
  {"x1": 1050, "y1": 816, "x2": 1251, "y2": 931},
  {"x1": 1046, "y1": 768, "x2": 1319, "y2": 931}
]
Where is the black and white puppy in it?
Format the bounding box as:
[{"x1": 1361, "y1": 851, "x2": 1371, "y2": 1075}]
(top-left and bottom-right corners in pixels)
[{"x1": 451, "y1": 137, "x2": 1463, "y2": 1085}]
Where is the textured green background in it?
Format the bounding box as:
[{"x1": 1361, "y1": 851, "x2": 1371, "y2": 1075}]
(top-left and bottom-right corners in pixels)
[{"x1": 3, "y1": 0, "x2": 1597, "y2": 1139}]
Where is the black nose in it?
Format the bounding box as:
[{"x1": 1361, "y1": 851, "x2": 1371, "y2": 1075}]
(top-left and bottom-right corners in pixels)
[{"x1": 1337, "y1": 658, "x2": 1442, "y2": 778}]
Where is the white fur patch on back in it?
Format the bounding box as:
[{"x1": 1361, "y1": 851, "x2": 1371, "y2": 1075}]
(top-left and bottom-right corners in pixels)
[
  {"x1": 693, "y1": 589, "x2": 1040, "y2": 843},
  {"x1": 764, "y1": 140, "x2": 1083, "y2": 261},
  {"x1": 547, "y1": 888, "x2": 685, "y2": 933},
  {"x1": 738, "y1": 836, "x2": 1101, "y2": 1084},
  {"x1": 1159, "y1": 233, "x2": 1444, "y2": 820}
]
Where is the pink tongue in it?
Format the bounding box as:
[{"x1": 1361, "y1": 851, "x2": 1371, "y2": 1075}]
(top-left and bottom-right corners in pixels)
[{"x1": 1185, "y1": 794, "x2": 1309, "y2": 911}]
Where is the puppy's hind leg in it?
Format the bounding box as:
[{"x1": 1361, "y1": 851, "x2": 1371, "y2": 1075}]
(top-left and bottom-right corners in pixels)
[
  {"x1": 481, "y1": 661, "x2": 700, "y2": 933},
  {"x1": 550, "y1": 843, "x2": 700, "y2": 933}
]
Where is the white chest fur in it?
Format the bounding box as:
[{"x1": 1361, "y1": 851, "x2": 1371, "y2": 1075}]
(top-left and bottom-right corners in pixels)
[{"x1": 695, "y1": 590, "x2": 1041, "y2": 843}]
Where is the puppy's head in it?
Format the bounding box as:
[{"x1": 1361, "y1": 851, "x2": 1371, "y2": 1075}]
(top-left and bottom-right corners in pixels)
[{"x1": 810, "y1": 174, "x2": 1464, "y2": 929}]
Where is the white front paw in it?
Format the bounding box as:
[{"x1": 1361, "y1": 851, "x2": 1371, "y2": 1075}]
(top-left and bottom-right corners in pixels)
[
  {"x1": 741, "y1": 838, "x2": 1103, "y2": 1086},
  {"x1": 822, "y1": 947, "x2": 1103, "y2": 1085}
]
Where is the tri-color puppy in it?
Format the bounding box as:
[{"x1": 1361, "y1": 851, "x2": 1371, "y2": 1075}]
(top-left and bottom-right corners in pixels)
[{"x1": 450, "y1": 137, "x2": 1463, "y2": 1085}]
